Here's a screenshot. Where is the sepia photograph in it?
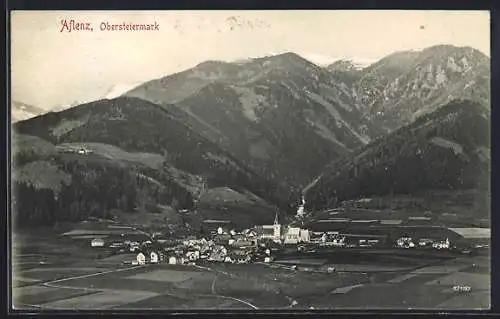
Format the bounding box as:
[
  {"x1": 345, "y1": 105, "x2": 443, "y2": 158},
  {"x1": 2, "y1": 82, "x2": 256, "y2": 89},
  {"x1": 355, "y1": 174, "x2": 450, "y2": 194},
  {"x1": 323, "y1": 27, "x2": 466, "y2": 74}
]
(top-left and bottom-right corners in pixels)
[{"x1": 10, "y1": 10, "x2": 491, "y2": 311}]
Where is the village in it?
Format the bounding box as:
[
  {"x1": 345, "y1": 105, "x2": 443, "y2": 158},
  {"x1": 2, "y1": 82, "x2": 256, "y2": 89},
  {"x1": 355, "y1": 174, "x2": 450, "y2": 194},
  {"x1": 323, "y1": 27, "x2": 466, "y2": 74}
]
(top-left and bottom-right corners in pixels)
[
  {"x1": 85, "y1": 198, "x2": 459, "y2": 267},
  {"x1": 16, "y1": 196, "x2": 489, "y2": 311}
]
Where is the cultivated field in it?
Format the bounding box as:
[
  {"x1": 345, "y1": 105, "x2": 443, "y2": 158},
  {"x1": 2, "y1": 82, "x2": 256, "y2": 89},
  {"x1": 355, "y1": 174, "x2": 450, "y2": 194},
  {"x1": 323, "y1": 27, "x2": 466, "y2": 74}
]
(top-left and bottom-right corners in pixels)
[
  {"x1": 12, "y1": 253, "x2": 490, "y2": 310},
  {"x1": 11, "y1": 230, "x2": 490, "y2": 310}
]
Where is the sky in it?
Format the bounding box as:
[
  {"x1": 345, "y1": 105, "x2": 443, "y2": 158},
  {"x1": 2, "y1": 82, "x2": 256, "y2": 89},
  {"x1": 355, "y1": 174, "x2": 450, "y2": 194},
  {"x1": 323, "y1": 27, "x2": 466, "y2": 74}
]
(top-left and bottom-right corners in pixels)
[{"x1": 11, "y1": 10, "x2": 490, "y2": 110}]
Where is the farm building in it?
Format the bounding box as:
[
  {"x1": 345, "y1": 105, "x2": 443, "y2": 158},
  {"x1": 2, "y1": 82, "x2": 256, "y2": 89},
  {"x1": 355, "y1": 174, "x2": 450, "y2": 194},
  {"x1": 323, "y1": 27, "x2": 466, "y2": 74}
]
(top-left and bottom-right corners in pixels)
[
  {"x1": 136, "y1": 252, "x2": 146, "y2": 265},
  {"x1": 91, "y1": 238, "x2": 105, "y2": 247},
  {"x1": 77, "y1": 148, "x2": 91, "y2": 155},
  {"x1": 264, "y1": 256, "x2": 274, "y2": 263},
  {"x1": 150, "y1": 251, "x2": 159, "y2": 264}
]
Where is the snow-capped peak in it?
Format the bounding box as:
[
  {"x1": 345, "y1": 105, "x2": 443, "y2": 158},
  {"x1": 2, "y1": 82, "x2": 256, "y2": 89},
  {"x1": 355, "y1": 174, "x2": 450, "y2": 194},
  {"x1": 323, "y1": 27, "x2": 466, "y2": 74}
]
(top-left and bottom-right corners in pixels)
[
  {"x1": 332, "y1": 57, "x2": 377, "y2": 70},
  {"x1": 104, "y1": 83, "x2": 141, "y2": 99},
  {"x1": 300, "y1": 53, "x2": 339, "y2": 67}
]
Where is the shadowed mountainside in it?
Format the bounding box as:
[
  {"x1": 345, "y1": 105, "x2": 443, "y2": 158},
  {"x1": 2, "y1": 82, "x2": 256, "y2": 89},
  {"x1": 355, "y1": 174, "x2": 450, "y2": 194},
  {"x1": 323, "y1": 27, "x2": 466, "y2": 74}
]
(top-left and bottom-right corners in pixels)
[{"x1": 304, "y1": 99, "x2": 490, "y2": 211}]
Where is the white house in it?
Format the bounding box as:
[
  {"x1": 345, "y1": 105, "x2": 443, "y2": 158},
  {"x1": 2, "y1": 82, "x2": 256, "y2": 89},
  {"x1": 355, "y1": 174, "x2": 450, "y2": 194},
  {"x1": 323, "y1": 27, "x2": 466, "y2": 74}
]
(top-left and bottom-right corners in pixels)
[
  {"x1": 321, "y1": 233, "x2": 328, "y2": 244},
  {"x1": 284, "y1": 227, "x2": 301, "y2": 244},
  {"x1": 299, "y1": 229, "x2": 310, "y2": 243},
  {"x1": 186, "y1": 250, "x2": 200, "y2": 261},
  {"x1": 137, "y1": 252, "x2": 146, "y2": 265},
  {"x1": 91, "y1": 238, "x2": 105, "y2": 247},
  {"x1": 367, "y1": 239, "x2": 380, "y2": 246},
  {"x1": 433, "y1": 238, "x2": 450, "y2": 250},
  {"x1": 332, "y1": 235, "x2": 346, "y2": 247},
  {"x1": 264, "y1": 256, "x2": 273, "y2": 263},
  {"x1": 77, "y1": 148, "x2": 90, "y2": 155},
  {"x1": 168, "y1": 256, "x2": 177, "y2": 265},
  {"x1": 150, "y1": 251, "x2": 159, "y2": 264},
  {"x1": 396, "y1": 237, "x2": 415, "y2": 249}
]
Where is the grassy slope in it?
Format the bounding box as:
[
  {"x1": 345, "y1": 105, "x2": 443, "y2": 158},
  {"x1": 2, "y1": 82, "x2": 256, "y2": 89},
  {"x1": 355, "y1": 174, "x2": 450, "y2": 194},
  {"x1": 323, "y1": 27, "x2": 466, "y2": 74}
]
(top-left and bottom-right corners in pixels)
[
  {"x1": 11, "y1": 132, "x2": 280, "y2": 230},
  {"x1": 13, "y1": 97, "x2": 293, "y2": 211}
]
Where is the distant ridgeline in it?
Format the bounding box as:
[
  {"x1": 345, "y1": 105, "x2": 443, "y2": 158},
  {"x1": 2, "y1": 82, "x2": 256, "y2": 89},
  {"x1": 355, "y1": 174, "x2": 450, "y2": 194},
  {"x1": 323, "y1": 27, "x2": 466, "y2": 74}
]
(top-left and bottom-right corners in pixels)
[{"x1": 10, "y1": 45, "x2": 490, "y2": 228}]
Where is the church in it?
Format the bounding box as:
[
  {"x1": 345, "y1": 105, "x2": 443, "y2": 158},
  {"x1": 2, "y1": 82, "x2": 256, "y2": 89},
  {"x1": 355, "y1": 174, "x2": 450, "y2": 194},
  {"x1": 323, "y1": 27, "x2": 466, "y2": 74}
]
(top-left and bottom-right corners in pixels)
[
  {"x1": 254, "y1": 211, "x2": 310, "y2": 244},
  {"x1": 254, "y1": 212, "x2": 282, "y2": 243}
]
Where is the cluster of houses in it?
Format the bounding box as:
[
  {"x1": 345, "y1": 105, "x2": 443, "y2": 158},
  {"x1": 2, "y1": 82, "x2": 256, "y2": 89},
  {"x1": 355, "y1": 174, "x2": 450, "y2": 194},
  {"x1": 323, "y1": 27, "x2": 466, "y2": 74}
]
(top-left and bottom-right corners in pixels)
[
  {"x1": 395, "y1": 237, "x2": 451, "y2": 250},
  {"x1": 60, "y1": 146, "x2": 93, "y2": 155},
  {"x1": 91, "y1": 237, "x2": 147, "y2": 252},
  {"x1": 122, "y1": 212, "x2": 299, "y2": 266},
  {"x1": 126, "y1": 233, "x2": 277, "y2": 266},
  {"x1": 88, "y1": 198, "x2": 457, "y2": 267},
  {"x1": 307, "y1": 232, "x2": 384, "y2": 248}
]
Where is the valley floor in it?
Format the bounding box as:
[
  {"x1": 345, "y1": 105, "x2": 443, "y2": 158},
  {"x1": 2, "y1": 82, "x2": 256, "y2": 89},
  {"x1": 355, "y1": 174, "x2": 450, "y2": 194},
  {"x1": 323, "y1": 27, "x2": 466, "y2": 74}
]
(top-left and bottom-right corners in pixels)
[{"x1": 11, "y1": 231, "x2": 490, "y2": 310}]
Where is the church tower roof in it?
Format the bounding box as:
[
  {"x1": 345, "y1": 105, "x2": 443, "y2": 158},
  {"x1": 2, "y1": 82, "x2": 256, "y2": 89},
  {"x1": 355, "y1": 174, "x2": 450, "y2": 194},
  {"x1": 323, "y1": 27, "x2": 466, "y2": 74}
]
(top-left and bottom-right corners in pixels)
[{"x1": 274, "y1": 212, "x2": 279, "y2": 225}]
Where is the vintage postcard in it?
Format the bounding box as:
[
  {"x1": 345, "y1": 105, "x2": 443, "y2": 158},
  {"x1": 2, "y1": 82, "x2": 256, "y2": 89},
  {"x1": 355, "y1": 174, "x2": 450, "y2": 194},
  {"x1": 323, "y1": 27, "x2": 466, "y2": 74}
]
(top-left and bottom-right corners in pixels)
[{"x1": 10, "y1": 10, "x2": 491, "y2": 311}]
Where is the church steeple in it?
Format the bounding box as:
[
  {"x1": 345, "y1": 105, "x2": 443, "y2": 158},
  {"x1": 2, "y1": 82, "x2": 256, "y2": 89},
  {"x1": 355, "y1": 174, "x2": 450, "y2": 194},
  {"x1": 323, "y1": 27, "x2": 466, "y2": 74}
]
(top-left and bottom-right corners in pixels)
[{"x1": 273, "y1": 211, "x2": 281, "y2": 243}]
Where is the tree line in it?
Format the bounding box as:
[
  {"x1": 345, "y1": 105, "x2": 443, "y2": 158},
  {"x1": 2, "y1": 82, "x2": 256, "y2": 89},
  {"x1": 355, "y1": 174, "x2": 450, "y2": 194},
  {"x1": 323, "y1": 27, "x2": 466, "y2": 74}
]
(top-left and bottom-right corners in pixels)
[{"x1": 11, "y1": 157, "x2": 196, "y2": 228}]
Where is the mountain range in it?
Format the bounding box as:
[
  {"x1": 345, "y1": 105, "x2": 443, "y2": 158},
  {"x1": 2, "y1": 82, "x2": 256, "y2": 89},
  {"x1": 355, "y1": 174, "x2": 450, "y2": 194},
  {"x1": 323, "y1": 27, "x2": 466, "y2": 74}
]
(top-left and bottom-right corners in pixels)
[
  {"x1": 304, "y1": 99, "x2": 490, "y2": 210},
  {"x1": 124, "y1": 52, "x2": 381, "y2": 186},
  {"x1": 11, "y1": 44, "x2": 490, "y2": 229},
  {"x1": 11, "y1": 101, "x2": 45, "y2": 123},
  {"x1": 350, "y1": 45, "x2": 490, "y2": 132}
]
